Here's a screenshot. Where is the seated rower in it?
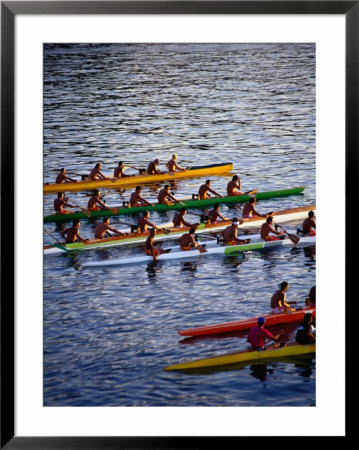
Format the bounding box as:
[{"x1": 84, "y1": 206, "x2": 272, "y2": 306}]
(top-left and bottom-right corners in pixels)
[
  {"x1": 158, "y1": 185, "x2": 183, "y2": 205},
  {"x1": 54, "y1": 192, "x2": 76, "y2": 215},
  {"x1": 179, "y1": 226, "x2": 205, "y2": 252},
  {"x1": 61, "y1": 219, "x2": 88, "y2": 243},
  {"x1": 198, "y1": 180, "x2": 223, "y2": 200},
  {"x1": 137, "y1": 211, "x2": 162, "y2": 233},
  {"x1": 247, "y1": 316, "x2": 280, "y2": 351},
  {"x1": 295, "y1": 312, "x2": 316, "y2": 344},
  {"x1": 222, "y1": 218, "x2": 250, "y2": 246},
  {"x1": 227, "y1": 175, "x2": 243, "y2": 196},
  {"x1": 207, "y1": 204, "x2": 229, "y2": 223},
  {"x1": 89, "y1": 163, "x2": 110, "y2": 181},
  {"x1": 113, "y1": 161, "x2": 137, "y2": 178},
  {"x1": 145, "y1": 228, "x2": 169, "y2": 260},
  {"x1": 94, "y1": 217, "x2": 126, "y2": 239},
  {"x1": 270, "y1": 281, "x2": 295, "y2": 314},
  {"x1": 166, "y1": 154, "x2": 186, "y2": 172},
  {"x1": 130, "y1": 186, "x2": 154, "y2": 208},
  {"x1": 172, "y1": 208, "x2": 196, "y2": 228},
  {"x1": 87, "y1": 190, "x2": 108, "y2": 211},
  {"x1": 260, "y1": 216, "x2": 285, "y2": 241},
  {"x1": 302, "y1": 210, "x2": 316, "y2": 236},
  {"x1": 56, "y1": 168, "x2": 77, "y2": 184},
  {"x1": 242, "y1": 197, "x2": 267, "y2": 218},
  {"x1": 147, "y1": 158, "x2": 162, "y2": 174}
]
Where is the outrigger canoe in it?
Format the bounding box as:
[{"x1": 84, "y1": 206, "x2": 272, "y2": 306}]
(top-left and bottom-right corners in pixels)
[
  {"x1": 81, "y1": 234, "x2": 316, "y2": 268},
  {"x1": 43, "y1": 162, "x2": 234, "y2": 193},
  {"x1": 178, "y1": 306, "x2": 316, "y2": 337},
  {"x1": 44, "y1": 186, "x2": 305, "y2": 222},
  {"x1": 44, "y1": 204, "x2": 315, "y2": 255},
  {"x1": 163, "y1": 343, "x2": 316, "y2": 371}
]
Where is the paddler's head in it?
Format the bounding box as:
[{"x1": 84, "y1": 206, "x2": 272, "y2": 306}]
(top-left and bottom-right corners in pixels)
[
  {"x1": 154, "y1": 159, "x2": 159, "y2": 164},
  {"x1": 308, "y1": 210, "x2": 315, "y2": 218},
  {"x1": 304, "y1": 312, "x2": 313, "y2": 324},
  {"x1": 232, "y1": 175, "x2": 239, "y2": 181},
  {"x1": 73, "y1": 219, "x2": 81, "y2": 228},
  {"x1": 135, "y1": 186, "x2": 142, "y2": 192},
  {"x1": 258, "y1": 316, "x2": 266, "y2": 327},
  {"x1": 95, "y1": 163, "x2": 101, "y2": 169},
  {"x1": 249, "y1": 197, "x2": 256, "y2": 204},
  {"x1": 103, "y1": 217, "x2": 110, "y2": 224},
  {"x1": 213, "y1": 204, "x2": 220, "y2": 211},
  {"x1": 164, "y1": 184, "x2": 170, "y2": 191},
  {"x1": 189, "y1": 226, "x2": 197, "y2": 235},
  {"x1": 94, "y1": 189, "x2": 100, "y2": 197},
  {"x1": 266, "y1": 216, "x2": 274, "y2": 224},
  {"x1": 172, "y1": 154, "x2": 177, "y2": 160},
  {"x1": 180, "y1": 207, "x2": 187, "y2": 216},
  {"x1": 205, "y1": 180, "x2": 211, "y2": 186},
  {"x1": 57, "y1": 192, "x2": 64, "y2": 198},
  {"x1": 143, "y1": 211, "x2": 149, "y2": 218},
  {"x1": 60, "y1": 168, "x2": 66, "y2": 174},
  {"x1": 118, "y1": 161, "x2": 124, "y2": 166},
  {"x1": 280, "y1": 281, "x2": 289, "y2": 292}
]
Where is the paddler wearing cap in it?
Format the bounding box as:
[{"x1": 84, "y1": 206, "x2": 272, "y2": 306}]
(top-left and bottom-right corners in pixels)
[
  {"x1": 221, "y1": 218, "x2": 250, "y2": 245},
  {"x1": 247, "y1": 316, "x2": 280, "y2": 351},
  {"x1": 87, "y1": 190, "x2": 108, "y2": 211},
  {"x1": 147, "y1": 159, "x2": 162, "y2": 175}
]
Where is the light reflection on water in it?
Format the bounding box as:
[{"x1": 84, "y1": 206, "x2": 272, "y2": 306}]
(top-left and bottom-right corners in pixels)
[{"x1": 44, "y1": 43, "x2": 315, "y2": 406}]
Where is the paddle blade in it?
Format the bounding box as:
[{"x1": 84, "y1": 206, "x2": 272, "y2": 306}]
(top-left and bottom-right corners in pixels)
[
  {"x1": 109, "y1": 207, "x2": 119, "y2": 215},
  {"x1": 81, "y1": 208, "x2": 92, "y2": 218},
  {"x1": 287, "y1": 233, "x2": 300, "y2": 246}
]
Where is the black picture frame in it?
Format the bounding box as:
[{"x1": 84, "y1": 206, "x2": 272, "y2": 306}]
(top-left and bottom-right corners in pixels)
[{"x1": 1, "y1": 1, "x2": 352, "y2": 448}]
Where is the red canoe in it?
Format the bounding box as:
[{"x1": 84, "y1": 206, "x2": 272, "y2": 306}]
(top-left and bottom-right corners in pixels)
[{"x1": 178, "y1": 307, "x2": 316, "y2": 337}]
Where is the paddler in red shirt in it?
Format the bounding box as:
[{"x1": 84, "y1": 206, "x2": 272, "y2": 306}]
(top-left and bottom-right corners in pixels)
[
  {"x1": 145, "y1": 228, "x2": 170, "y2": 260},
  {"x1": 172, "y1": 208, "x2": 196, "y2": 228},
  {"x1": 94, "y1": 217, "x2": 126, "y2": 239},
  {"x1": 198, "y1": 180, "x2": 223, "y2": 200},
  {"x1": 226, "y1": 175, "x2": 243, "y2": 196},
  {"x1": 207, "y1": 204, "x2": 229, "y2": 223},
  {"x1": 222, "y1": 218, "x2": 250, "y2": 245},
  {"x1": 129, "y1": 186, "x2": 154, "y2": 207},
  {"x1": 166, "y1": 154, "x2": 186, "y2": 172},
  {"x1": 260, "y1": 216, "x2": 285, "y2": 241},
  {"x1": 302, "y1": 211, "x2": 316, "y2": 236},
  {"x1": 158, "y1": 185, "x2": 183, "y2": 205},
  {"x1": 242, "y1": 197, "x2": 267, "y2": 218},
  {"x1": 270, "y1": 281, "x2": 295, "y2": 314},
  {"x1": 147, "y1": 159, "x2": 162, "y2": 174},
  {"x1": 54, "y1": 193, "x2": 76, "y2": 214},
  {"x1": 89, "y1": 163, "x2": 110, "y2": 180},
  {"x1": 87, "y1": 190, "x2": 108, "y2": 211},
  {"x1": 56, "y1": 168, "x2": 77, "y2": 184},
  {"x1": 247, "y1": 316, "x2": 280, "y2": 351},
  {"x1": 61, "y1": 219, "x2": 88, "y2": 243}
]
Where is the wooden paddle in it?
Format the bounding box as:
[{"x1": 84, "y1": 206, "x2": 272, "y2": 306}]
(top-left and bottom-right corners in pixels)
[
  {"x1": 66, "y1": 198, "x2": 92, "y2": 218},
  {"x1": 275, "y1": 224, "x2": 300, "y2": 246},
  {"x1": 44, "y1": 229, "x2": 68, "y2": 251},
  {"x1": 197, "y1": 244, "x2": 208, "y2": 253}
]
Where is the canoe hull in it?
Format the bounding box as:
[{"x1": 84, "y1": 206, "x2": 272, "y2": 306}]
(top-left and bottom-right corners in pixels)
[
  {"x1": 44, "y1": 162, "x2": 234, "y2": 193},
  {"x1": 164, "y1": 343, "x2": 316, "y2": 371},
  {"x1": 44, "y1": 186, "x2": 306, "y2": 222}
]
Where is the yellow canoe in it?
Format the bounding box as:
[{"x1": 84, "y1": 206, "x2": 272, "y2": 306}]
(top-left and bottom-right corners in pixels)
[
  {"x1": 44, "y1": 162, "x2": 234, "y2": 193},
  {"x1": 164, "y1": 343, "x2": 316, "y2": 371}
]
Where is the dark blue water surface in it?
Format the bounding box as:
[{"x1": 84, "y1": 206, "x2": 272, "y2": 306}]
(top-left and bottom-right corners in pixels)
[{"x1": 43, "y1": 43, "x2": 315, "y2": 406}]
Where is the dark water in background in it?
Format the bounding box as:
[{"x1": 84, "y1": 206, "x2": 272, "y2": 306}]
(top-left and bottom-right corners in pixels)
[{"x1": 43, "y1": 43, "x2": 315, "y2": 406}]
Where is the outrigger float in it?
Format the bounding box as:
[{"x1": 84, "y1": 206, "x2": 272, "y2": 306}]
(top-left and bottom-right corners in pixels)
[
  {"x1": 43, "y1": 162, "x2": 234, "y2": 193},
  {"x1": 163, "y1": 343, "x2": 316, "y2": 372},
  {"x1": 44, "y1": 204, "x2": 315, "y2": 255},
  {"x1": 43, "y1": 186, "x2": 306, "y2": 223},
  {"x1": 81, "y1": 233, "x2": 316, "y2": 268},
  {"x1": 178, "y1": 306, "x2": 316, "y2": 337}
]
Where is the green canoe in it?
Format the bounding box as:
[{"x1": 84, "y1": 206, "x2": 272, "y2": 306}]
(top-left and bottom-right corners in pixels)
[{"x1": 44, "y1": 186, "x2": 305, "y2": 223}]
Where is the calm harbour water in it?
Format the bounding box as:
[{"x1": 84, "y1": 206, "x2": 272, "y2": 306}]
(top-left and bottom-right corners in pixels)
[{"x1": 43, "y1": 43, "x2": 315, "y2": 407}]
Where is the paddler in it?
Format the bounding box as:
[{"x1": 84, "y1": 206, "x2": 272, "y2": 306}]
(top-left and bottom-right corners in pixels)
[
  {"x1": 94, "y1": 217, "x2": 126, "y2": 239},
  {"x1": 145, "y1": 228, "x2": 170, "y2": 260},
  {"x1": 207, "y1": 204, "x2": 229, "y2": 223},
  {"x1": 260, "y1": 216, "x2": 285, "y2": 241},
  {"x1": 270, "y1": 281, "x2": 295, "y2": 314},
  {"x1": 61, "y1": 219, "x2": 89, "y2": 243},
  {"x1": 89, "y1": 163, "x2": 110, "y2": 180},
  {"x1": 158, "y1": 185, "x2": 183, "y2": 205},
  {"x1": 172, "y1": 208, "x2": 196, "y2": 228},
  {"x1": 55, "y1": 168, "x2": 77, "y2": 184},
  {"x1": 87, "y1": 190, "x2": 108, "y2": 211},
  {"x1": 137, "y1": 211, "x2": 163, "y2": 233},
  {"x1": 242, "y1": 197, "x2": 267, "y2": 218},
  {"x1": 226, "y1": 175, "x2": 243, "y2": 196},
  {"x1": 129, "y1": 186, "x2": 154, "y2": 207},
  {"x1": 179, "y1": 226, "x2": 205, "y2": 252},
  {"x1": 295, "y1": 312, "x2": 316, "y2": 344},
  {"x1": 147, "y1": 158, "x2": 162, "y2": 175},
  {"x1": 54, "y1": 192, "x2": 77, "y2": 215},
  {"x1": 247, "y1": 316, "x2": 280, "y2": 351},
  {"x1": 221, "y1": 218, "x2": 250, "y2": 245},
  {"x1": 302, "y1": 210, "x2": 316, "y2": 236},
  {"x1": 166, "y1": 154, "x2": 186, "y2": 172},
  {"x1": 113, "y1": 161, "x2": 137, "y2": 178},
  {"x1": 198, "y1": 180, "x2": 223, "y2": 200}
]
